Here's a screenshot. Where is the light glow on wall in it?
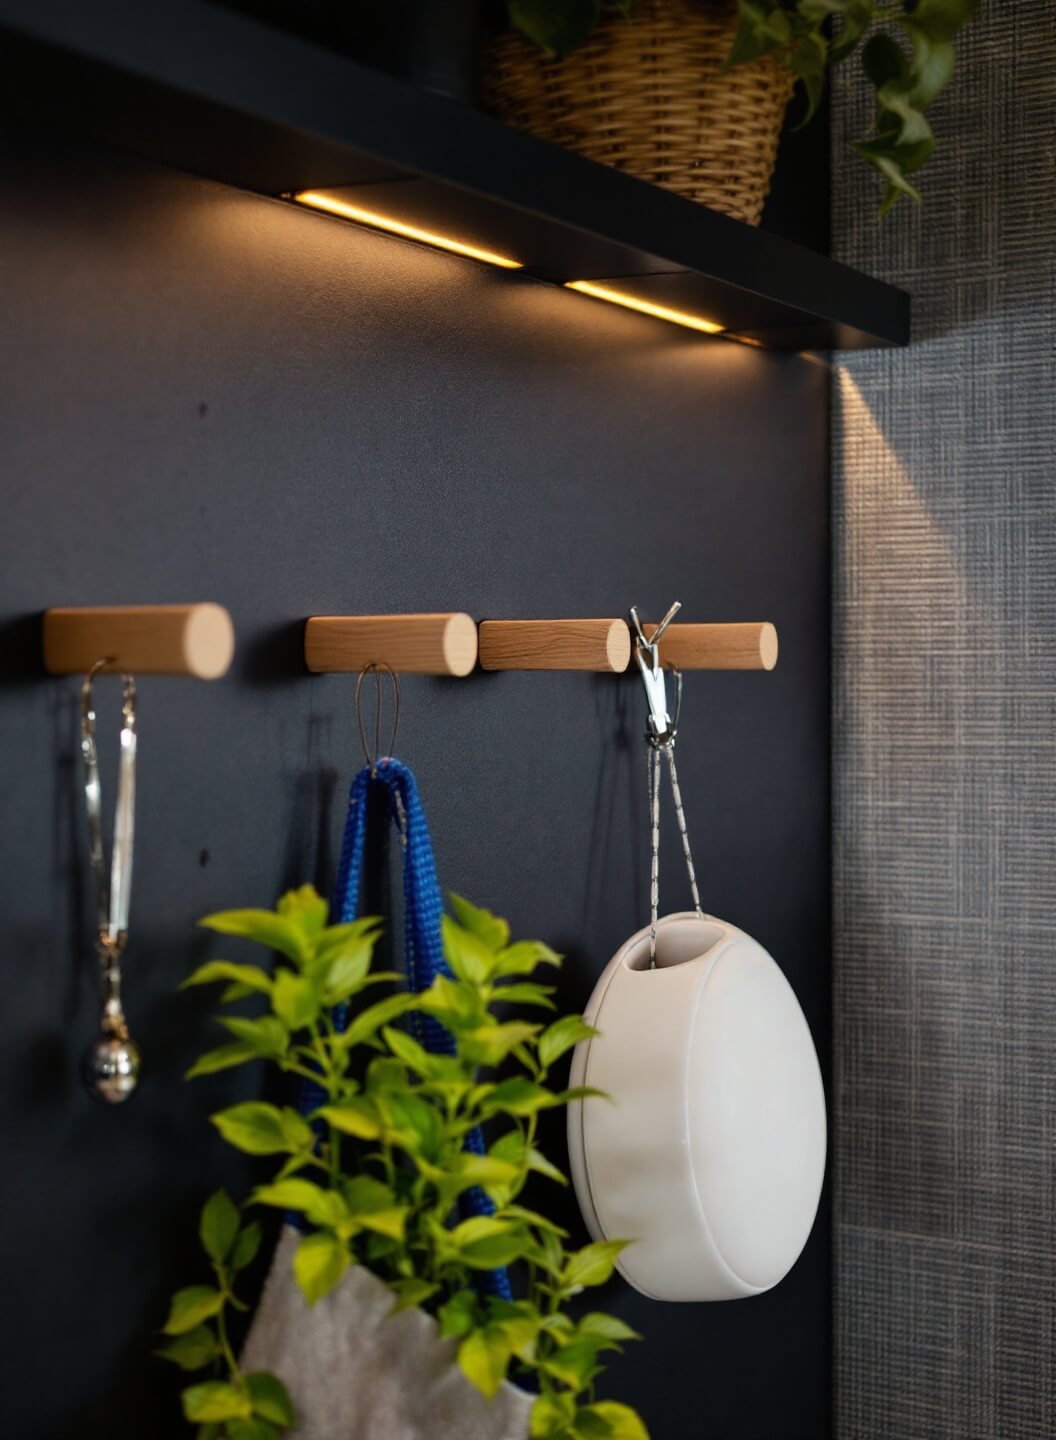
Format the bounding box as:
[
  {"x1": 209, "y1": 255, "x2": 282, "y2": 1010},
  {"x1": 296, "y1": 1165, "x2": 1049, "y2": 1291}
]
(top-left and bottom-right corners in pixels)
[
  {"x1": 565, "y1": 280, "x2": 725, "y2": 335},
  {"x1": 292, "y1": 191, "x2": 524, "y2": 269}
]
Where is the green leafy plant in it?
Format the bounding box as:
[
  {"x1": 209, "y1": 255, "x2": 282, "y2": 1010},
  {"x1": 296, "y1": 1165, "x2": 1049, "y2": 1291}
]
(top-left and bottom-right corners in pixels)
[
  {"x1": 502, "y1": 0, "x2": 980, "y2": 214},
  {"x1": 160, "y1": 885, "x2": 648, "y2": 1440}
]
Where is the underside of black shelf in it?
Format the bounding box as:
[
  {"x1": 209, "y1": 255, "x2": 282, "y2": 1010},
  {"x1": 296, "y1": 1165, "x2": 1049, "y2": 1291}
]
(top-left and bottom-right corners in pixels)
[{"x1": 0, "y1": 0, "x2": 910, "y2": 350}]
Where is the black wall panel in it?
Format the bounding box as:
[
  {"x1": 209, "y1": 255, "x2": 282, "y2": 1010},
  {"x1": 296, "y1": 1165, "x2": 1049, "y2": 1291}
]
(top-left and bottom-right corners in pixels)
[{"x1": 0, "y1": 125, "x2": 830, "y2": 1439}]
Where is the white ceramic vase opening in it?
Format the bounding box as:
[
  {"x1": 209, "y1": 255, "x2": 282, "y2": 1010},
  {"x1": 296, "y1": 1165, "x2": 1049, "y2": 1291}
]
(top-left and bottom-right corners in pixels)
[{"x1": 567, "y1": 913, "x2": 827, "y2": 1302}]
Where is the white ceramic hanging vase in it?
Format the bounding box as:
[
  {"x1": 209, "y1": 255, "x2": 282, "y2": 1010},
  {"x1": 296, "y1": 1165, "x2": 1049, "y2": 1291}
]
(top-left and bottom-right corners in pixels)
[{"x1": 567, "y1": 911, "x2": 827, "y2": 1302}]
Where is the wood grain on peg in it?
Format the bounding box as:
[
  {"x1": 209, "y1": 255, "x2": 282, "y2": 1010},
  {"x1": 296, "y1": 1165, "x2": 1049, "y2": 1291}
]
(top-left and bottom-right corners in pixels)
[
  {"x1": 43, "y1": 604, "x2": 235, "y2": 678},
  {"x1": 648, "y1": 621, "x2": 778, "y2": 671},
  {"x1": 478, "y1": 619, "x2": 631, "y2": 673},
  {"x1": 305, "y1": 614, "x2": 478, "y2": 677}
]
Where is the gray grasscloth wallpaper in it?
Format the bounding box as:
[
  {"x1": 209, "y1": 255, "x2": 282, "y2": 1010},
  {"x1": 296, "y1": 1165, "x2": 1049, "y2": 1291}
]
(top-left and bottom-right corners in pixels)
[{"x1": 832, "y1": 4, "x2": 1056, "y2": 1437}]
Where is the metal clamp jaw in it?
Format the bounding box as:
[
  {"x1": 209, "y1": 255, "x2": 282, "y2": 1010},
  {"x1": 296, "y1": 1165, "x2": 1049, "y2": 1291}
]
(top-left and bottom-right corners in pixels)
[{"x1": 629, "y1": 602, "x2": 683, "y2": 750}]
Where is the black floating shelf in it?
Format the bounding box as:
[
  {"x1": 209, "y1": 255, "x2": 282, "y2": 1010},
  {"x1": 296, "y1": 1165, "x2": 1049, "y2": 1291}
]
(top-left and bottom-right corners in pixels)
[{"x1": 0, "y1": 0, "x2": 909, "y2": 350}]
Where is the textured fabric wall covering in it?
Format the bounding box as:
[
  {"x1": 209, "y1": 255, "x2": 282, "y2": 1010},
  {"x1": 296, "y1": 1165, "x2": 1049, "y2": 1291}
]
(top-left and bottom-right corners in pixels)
[{"x1": 832, "y1": 5, "x2": 1056, "y2": 1437}]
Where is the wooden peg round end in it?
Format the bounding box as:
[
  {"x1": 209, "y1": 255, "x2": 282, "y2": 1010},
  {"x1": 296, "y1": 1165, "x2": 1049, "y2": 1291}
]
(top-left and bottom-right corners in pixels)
[
  {"x1": 43, "y1": 603, "x2": 234, "y2": 676},
  {"x1": 759, "y1": 621, "x2": 779, "y2": 671},
  {"x1": 606, "y1": 619, "x2": 632, "y2": 673},
  {"x1": 183, "y1": 603, "x2": 236, "y2": 679},
  {"x1": 442, "y1": 613, "x2": 479, "y2": 677}
]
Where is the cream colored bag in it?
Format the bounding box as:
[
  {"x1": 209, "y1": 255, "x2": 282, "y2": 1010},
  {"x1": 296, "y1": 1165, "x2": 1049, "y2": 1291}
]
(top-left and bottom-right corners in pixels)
[{"x1": 241, "y1": 1227, "x2": 533, "y2": 1440}]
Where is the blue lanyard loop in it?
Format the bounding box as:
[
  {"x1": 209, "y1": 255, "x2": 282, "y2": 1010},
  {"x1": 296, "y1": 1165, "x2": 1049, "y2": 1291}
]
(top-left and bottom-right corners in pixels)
[{"x1": 326, "y1": 758, "x2": 511, "y2": 1300}]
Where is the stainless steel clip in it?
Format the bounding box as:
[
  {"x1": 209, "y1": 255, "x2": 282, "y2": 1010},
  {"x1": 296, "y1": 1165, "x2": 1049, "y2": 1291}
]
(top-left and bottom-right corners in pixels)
[{"x1": 629, "y1": 601, "x2": 683, "y2": 749}]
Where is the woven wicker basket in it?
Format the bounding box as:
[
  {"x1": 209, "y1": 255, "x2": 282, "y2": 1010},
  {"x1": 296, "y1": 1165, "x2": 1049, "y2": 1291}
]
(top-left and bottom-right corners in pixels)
[{"x1": 483, "y1": 0, "x2": 793, "y2": 225}]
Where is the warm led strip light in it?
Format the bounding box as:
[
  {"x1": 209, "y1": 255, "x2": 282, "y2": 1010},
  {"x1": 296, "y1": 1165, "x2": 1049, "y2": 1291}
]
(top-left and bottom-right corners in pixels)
[
  {"x1": 565, "y1": 280, "x2": 724, "y2": 335},
  {"x1": 293, "y1": 191, "x2": 523, "y2": 270}
]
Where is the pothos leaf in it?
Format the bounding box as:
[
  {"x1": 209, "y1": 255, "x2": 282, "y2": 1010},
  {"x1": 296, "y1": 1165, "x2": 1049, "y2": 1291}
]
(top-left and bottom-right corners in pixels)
[
  {"x1": 245, "y1": 1371, "x2": 295, "y2": 1426},
  {"x1": 561, "y1": 1239, "x2": 631, "y2": 1291},
  {"x1": 574, "y1": 1400, "x2": 651, "y2": 1440},
  {"x1": 180, "y1": 960, "x2": 273, "y2": 996},
  {"x1": 449, "y1": 893, "x2": 510, "y2": 952},
  {"x1": 199, "y1": 1188, "x2": 239, "y2": 1263},
  {"x1": 508, "y1": 0, "x2": 602, "y2": 58},
  {"x1": 155, "y1": 1325, "x2": 220, "y2": 1372},
  {"x1": 163, "y1": 1286, "x2": 224, "y2": 1336},
  {"x1": 181, "y1": 1381, "x2": 253, "y2": 1423},
  {"x1": 905, "y1": 0, "x2": 981, "y2": 43},
  {"x1": 457, "y1": 1326, "x2": 512, "y2": 1400},
  {"x1": 198, "y1": 908, "x2": 308, "y2": 965},
  {"x1": 293, "y1": 1230, "x2": 350, "y2": 1307}
]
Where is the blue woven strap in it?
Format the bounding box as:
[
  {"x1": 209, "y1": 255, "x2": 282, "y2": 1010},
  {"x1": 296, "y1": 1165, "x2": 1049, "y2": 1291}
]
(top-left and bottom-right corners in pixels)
[{"x1": 324, "y1": 757, "x2": 510, "y2": 1300}]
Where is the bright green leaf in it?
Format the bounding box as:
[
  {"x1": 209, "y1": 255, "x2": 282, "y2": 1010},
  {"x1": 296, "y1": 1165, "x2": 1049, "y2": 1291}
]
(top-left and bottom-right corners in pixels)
[
  {"x1": 253, "y1": 1178, "x2": 347, "y2": 1228},
  {"x1": 163, "y1": 1286, "x2": 224, "y2": 1336},
  {"x1": 230, "y1": 1221, "x2": 264, "y2": 1273},
  {"x1": 182, "y1": 1381, "x2": 253, "y2": 1423},
  {"x1": 279, "y1": 1106, "x2": 314, "y2": 1151},
  {"x1": 277, "y1": 884, "x2": 329, "y2": 936},
  {"x1": 218, "y1": 1015, "x2": 288, "y2": 1060},
  {"x1": 227, "y1": 1421, "x2": 279, "y2": 1440},
  {"x1": 449, "y1": 893, "x2": 510, "y2": 952},
  {"x1": 450, "y1": 1216, "x2": 530, "y2": 1269},
  {"x1": 538, "y1": 1015, "x2": 596, "y2": 1070},
  {"x1": 245, "y1": 1371, "x2": 295, "y2": 1426},
  {"x1": 155, "y1": 1325, "x2": 219, "y2": 1372},
  {"x1": 343, "y1": 1175, "x2": 408, "y2": 1239},
  {"x1": 271, "y1": 970, "x2": 320, "y2": 1030},
  {"x1": 462, "y1": 1020, "x2": 542, "y2": 1067},
  {"x1": 439, "y1": 1287, "x2": 480, "y2": 1339},
  {"x1": 442, "y1": 915, "x2": 495, "y2": 984},
  {"x1": 574, "y1": 1401, "x2": 650, "y2": 1440},
  {"x1": 503, "y1": 1204, "x2": 568, "y2": 1237},
  {"x1": 315, "y1": 916, "x2": 383, "y2": 957},
  {"x1": 544, "y1": 1336, "x2": 603, "y2": 1389},
  {"x1": 198, "y1": 908, "x2": 308, "y2": 965},
  {"x1": 212, "y1": 1102, "x2": 291, "y2": 1157},
  {"x1": 457, "y1": 1325, "x2": 512, "y2": 1400},
  {"x1": 293, "y1": 1230, "x2": 349, "y2": 1307},
  {"x1": 480, "y1": 1078, "x2": 556, "y2": 1118},
  {"x1": 337, "y1": 993, "x2": 418, "y2": 1050},
  {"x1": 492, "y1": 981, "x2": 557, "y2": 1010},
  {"x1": 199, "y1": 1188, "x2": 239, "y2": 1263},
  {"x1": 388, "y1": 1278, "x2": 439, "y2": 1314},
  {"x1": 416, "y1": 973, "x2": 485, "y2": 1027},
  {"x1": 437, "y1": 1152, "x2": 521, "y2": 1206},
  {"x1": 578, "y1": 1312, "x2": 642, "y2": 1345},
  {"x1": 376, "y1": 1088, "x2": 444, "y2": 1158},
  {"x1": 531, "y1": 1388, "x2": 576, "y2": 1438},
  {"x1": 381, "y1": 1025, "x2": 433, "y2": 1075},
  {"x1": 492, "y1": 940, "x2": 562, "y2": 980},
  {"x1": 181, "y1": 960, "x2": 273, "y2": 996},
  {"x1": 319, "y1": 939, "x2": 374, "y2": 1003},
  {"x1": 562, "y1": 1240, "x2": 630, "y2": 1292},
  {"x1": 184, "y1": 1042, "x2": 258, "y2": 1079},
  {"x1": 317, "y1": 1100, "x2": 382, "y2": 1140}
]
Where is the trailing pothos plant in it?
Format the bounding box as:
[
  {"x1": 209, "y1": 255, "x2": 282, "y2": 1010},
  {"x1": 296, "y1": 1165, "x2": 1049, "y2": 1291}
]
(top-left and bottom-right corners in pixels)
[
  {"x1": 158, "y1": 886, "x2": 648, "y2": 1440},
  {"x1": 502, "y1": 0, "x2": 981, "y2": 214}
]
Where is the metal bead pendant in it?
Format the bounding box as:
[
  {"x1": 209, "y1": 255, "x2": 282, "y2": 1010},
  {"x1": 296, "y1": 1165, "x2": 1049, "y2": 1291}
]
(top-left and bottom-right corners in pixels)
[
  {"x1": 83, "y1": 1032, "x2": 141, "y2": 1104},
  {"x1": 84, "y1": 942, "x2": 140, "y2": 1104}
]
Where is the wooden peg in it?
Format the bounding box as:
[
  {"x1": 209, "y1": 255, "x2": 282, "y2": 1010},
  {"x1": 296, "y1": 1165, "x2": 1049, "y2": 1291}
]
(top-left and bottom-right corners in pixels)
[
  {"x1": 305, "y1": 614, "x2": 478, "y2": 677},
  {"x1": 648, "y1": 621, "x2": 778, "y2": 671},
  {"x1": 43, "y1": 604, "x2": 235, "y2": 678},
  {"x1": 478, "y1": 619, "x2": 631, "y2": 673}
]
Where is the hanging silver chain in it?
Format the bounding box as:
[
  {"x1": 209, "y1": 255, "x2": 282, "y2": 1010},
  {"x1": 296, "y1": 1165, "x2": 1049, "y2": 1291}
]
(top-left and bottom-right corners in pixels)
[
  {"x1": 647, "y1": 740, "x2": 704, "y2": 967},
  {"x1": 629, "y1": 603, "x2": 704, "y2": 968}
]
